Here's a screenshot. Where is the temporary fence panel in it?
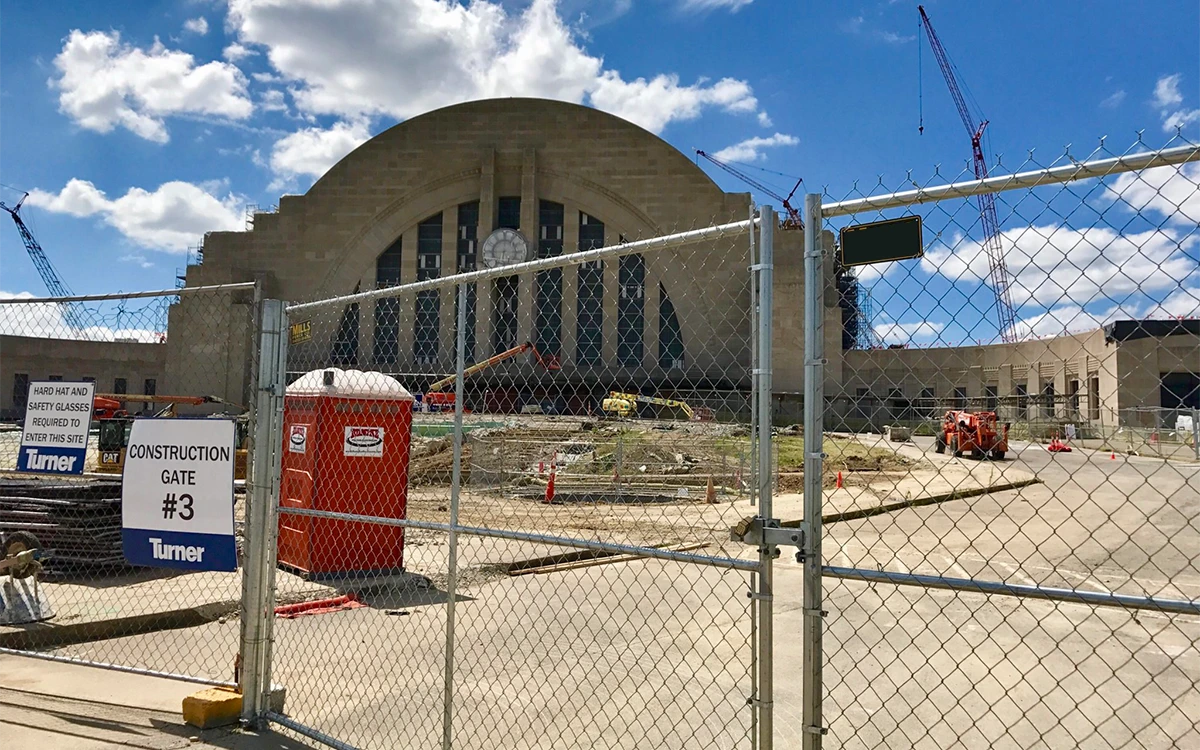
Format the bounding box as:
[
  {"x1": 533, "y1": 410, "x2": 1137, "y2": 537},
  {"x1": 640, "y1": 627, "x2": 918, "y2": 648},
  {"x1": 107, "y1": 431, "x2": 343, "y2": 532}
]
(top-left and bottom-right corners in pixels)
[
  {"x1": 0, "y1": 282, "x2": 264, "y2": 687},
  {"x1": 249, "y1": 211, "x2": 781, "y2": 749},
  {"x1": 803, "y1": 138, "x2": 1200, "y2": 749}
]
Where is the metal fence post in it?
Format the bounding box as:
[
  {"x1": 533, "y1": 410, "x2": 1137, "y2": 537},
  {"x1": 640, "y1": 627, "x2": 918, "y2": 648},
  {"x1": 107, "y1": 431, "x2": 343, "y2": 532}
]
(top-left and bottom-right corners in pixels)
[
  {"x1": 240, "y1": 298, "x2": 287, "y2": 726},
  {"x1": 755, "y1": 205, "x2": 775, "y2": 750},
  {"x1": 1193, "y1": 408, "x2": 1199, "y2": 461},
  {"x1": 443, "y1": 283, "x2": 467, "y2": 750},
  {"x1": 750, "y1": 204, "x2": 759, "y2": 508},
  {"x1": 801, "y1": 195, "x2": 826, "y2": 748}
]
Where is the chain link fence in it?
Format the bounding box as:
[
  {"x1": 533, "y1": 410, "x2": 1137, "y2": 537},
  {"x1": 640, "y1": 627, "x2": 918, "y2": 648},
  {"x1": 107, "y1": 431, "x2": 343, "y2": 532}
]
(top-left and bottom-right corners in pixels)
[
  {"x1": 239, "y1": 212, "x2": 778, "y2": 749},
  {"x1": 0, "y1": 283, "x2": 267, "y2": 686},
  {"x1": 807, "y1": 137, "x2": 1200, "y2": 748}
]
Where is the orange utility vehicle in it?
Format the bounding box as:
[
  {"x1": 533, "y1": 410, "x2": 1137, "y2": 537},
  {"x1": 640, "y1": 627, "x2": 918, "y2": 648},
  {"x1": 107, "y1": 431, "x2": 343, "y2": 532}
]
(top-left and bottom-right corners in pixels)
[
  {"x1": 933, "y1": 410, "x2": 1009, "y2": 460},
  {"x1": 422, "y1": 341, "x2": 560, "y2": 411}
]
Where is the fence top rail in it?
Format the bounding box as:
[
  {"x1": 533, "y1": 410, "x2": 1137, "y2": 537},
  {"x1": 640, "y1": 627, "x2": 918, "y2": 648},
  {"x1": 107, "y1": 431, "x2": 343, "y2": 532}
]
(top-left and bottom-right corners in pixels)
[
  {"x1": 287, "y1": 217, "x2": 758, "y2": 314},
  {"x1": 0, "y1": 281, "x2": 258, "y2": 305},
  {"x1": 821, "y1": 143, "x2": 1200, "y2": 218}
]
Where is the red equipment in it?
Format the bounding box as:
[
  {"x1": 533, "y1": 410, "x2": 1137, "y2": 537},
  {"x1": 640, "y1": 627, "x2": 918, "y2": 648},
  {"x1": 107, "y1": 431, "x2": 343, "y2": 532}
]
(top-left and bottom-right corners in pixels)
[
  {"x1": 423, "y1": 341, "x2": 560, "y2": 410},
  {"x1": 918, "y1": 6, "x2": 1019, "y2": 343},
  {"x1": 1047, "y1": 437, "x2": 1072, "y2": 453},
  {"x1": 278, "y1": 368, "x2": 414, "y2": 578},
  {"x1": 934, "y1": 410, "x2": 1009, "y2": 460}
]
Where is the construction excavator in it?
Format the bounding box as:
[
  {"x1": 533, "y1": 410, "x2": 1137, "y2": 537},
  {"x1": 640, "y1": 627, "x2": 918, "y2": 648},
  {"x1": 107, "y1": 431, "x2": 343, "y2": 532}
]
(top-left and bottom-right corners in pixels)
[
  {"x1": 422, "y1": 341, "x2": 561, "y2": 411},
  {"x1": 601, "y1": 391, "x2": 714, "y2": 422},
  {"x1": 93, "y1": 394, "x2": 249, "y2": 478}
]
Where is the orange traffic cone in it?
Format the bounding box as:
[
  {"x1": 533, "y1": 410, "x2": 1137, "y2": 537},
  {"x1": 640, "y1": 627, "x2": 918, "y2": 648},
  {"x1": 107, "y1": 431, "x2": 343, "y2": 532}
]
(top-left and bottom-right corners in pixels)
[
  {"x1": 544, "y1": 464, "x2": 556, "y2": 504},
  {"x1": 836, "y1": 471, "x2": 844, "y2": 489},
  {"x1": 1110, "y1": 451, "x2": 1116, "y2": 460},
  {"x1": 705, "y1": 475, "x2": 717, "y2": 504}
]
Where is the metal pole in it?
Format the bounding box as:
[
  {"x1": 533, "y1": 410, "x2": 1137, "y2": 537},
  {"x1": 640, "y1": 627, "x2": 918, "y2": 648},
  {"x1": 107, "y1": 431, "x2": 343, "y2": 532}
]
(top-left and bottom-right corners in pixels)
[
  {"x1": 443, "y1": 283, "x2": 467, "y2": 750},
  {"x1": 749, "y1": 204, "x2": 759, "y2": 507},
  {"x1": 1192, "y1": 408, "x2": 1199, "y2": 461},
  {"x1": 240, "y1": 299, "x2": 286, "y2": 726},
  {"x1": 755, "y1": 205, "x2": 775, "y2": 750},
  {"x1": 801, "y1": 194, "x2": 826, "y2": 748}
]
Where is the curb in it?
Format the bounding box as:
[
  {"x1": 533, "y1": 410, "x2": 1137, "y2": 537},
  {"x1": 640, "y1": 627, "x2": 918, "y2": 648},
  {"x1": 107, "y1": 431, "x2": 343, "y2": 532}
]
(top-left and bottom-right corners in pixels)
[
  {"x1": 781, "y1": 477, "x2": 1042, "y2": 527},
  {"x1": 0, "y1": 600, "x2": 238, "y2": 651}
]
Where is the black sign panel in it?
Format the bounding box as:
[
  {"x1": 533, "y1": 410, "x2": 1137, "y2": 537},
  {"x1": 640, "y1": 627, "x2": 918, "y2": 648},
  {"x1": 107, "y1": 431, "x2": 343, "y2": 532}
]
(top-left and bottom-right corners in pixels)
[{"x1": 839, "y1": 215, "x2": 924, "y2": 267}]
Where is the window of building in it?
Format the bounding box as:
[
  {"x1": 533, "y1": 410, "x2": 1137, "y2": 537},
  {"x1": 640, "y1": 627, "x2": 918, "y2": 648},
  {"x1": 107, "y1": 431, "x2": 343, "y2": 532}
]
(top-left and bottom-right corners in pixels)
[
  {"x1": 414, "y1": 213, "x2": 443, "y2": 364},
  {"x1": 492, "y1": 276, "x2": 519, "y2": 353},
  {"x1": 1068, "y1": 379, "x2": 1080, "y2": 416},
  {"x1": 12, "y1": 374, "x2": 29, "y2": 407},
  {"x1": 576, "y1": 213, "x2": 604, "y2": 366},
  {"x1": 1016, "y1": 383, "x2": 1029, "y2": 416},
  {"x1": 953, "y1": 386, "x2": 967, "y2": 409},
  {"x1": 457, "y1": 201, "x2": 479, "y2": 363},
  {"x1": 114, "y1": 378, "x2": 128, "y2": 394},
  {"x1": 332, "y1": 303, "x2": 360, "y2": 367},
  {"x1": 617, "y1": 251, "x2": 644, "y2": 367},
  {"x1": 374, "y1": 238, "x2": 402, "y2": 364},
  {"x1": 1088, "y1": 376, "x2": 1100, "y2": 421},
  {"x1": 82, "y1": 376, "x2": 96, "y2": 384},
  {"x1": 918, "y1": 387, "x2": 936, "y2": 418},
  {"x1": 1042, "y1": 381, "x2": 1055, "y2": 408},
  {"x1": 888, "y1": 387, "x2": 907, "y2": 419},
  {"x1": 535, "y1": 201, "x2": 564, "y2": 357},
  {"x1": 497, "y1": 197, "x2": 521, "y2": 230},
  {"x1": 144, "y1": 378, "x2": 156, "y2": 396},
  {"x1": 48, "y1": 375, "x2": 63, "y2": 381},
  {"x1": 658, "y1": 283, "x2": 684, "y2": 369},
  {"x1": 985, "y1": 384, "x2": 998, "y2": 411}
]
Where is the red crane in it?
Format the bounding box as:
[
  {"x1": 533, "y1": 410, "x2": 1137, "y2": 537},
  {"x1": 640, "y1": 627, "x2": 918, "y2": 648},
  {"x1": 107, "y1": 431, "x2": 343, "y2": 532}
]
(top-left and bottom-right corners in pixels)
[
  {"x1": 918, "y1": 5, "x2": 1019, "y2": 343},
  {"x1": 694, "y1": 150, "x2": 804, "y2": 229}
]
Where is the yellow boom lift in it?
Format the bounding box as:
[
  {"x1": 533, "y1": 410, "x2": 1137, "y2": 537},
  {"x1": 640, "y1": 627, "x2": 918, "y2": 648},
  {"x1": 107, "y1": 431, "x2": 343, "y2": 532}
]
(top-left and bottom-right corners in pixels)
[{"x1": 601, "y1": 391, "x2": 712, "y2": 421}]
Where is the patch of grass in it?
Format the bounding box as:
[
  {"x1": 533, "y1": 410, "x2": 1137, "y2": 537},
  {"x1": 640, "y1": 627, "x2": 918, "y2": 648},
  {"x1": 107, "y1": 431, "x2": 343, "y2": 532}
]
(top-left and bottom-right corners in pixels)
[{"x1": 776, "y1": 435, "x2": 908, "y2": 472}]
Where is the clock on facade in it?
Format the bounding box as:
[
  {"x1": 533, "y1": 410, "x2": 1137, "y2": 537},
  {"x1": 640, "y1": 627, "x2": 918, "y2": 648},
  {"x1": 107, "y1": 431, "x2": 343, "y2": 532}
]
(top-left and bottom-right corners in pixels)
[{"x1": 480, "y1": 228, "x2": 530, "y2": 269}]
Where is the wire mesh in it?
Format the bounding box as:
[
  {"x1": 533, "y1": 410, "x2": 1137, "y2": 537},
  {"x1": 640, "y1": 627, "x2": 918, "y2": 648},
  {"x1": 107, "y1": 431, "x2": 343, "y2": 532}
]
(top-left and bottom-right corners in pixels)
[
  {"x1": 0, "y1": 283, "x2": 263, "y2": 685},
  {"x1": 265, "y1": 214, "x2": 766, "y2": 748},
  {"x1": 814, "y1": 136, "x2": 1200, "y2": 749}
]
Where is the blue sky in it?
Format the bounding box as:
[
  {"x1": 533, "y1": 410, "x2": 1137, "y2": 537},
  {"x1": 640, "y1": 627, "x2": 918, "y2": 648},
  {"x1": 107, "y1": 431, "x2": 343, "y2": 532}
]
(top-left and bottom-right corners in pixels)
[{"x1": 1, "y1": 0, "x2": 1197, "y2": 345}]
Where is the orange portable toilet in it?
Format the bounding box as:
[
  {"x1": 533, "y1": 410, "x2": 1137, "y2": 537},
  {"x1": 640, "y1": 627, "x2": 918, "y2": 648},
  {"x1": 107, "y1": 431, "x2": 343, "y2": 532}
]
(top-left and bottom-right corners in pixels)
[{"x1": 277, "y1": 368, "x2": 413, "y2": 578}]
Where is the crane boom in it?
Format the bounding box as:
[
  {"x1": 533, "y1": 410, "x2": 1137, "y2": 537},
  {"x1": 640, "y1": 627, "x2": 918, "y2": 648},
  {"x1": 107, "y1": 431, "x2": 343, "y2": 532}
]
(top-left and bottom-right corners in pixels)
[
  {"x1": 694, "y1": 150, "x2": 803, "y2": 229},
  {"x1": 1, "y1": 193, "x2": 90, "y2": 331},
  {"x1": 918, "y1": 6, "x2": 1019, "y2": 343}
]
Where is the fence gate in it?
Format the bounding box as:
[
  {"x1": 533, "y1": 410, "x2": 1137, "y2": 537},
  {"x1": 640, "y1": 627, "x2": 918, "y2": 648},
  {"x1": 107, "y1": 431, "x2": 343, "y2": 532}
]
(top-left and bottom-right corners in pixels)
[
  {"x1": 803, "y1": 139, "x2": 1200, "y2": 748},
  {"x1": 0, "y1": 283, "x2": 261, "y2": 688},
  {"x1": 241, "y1": 213, "x2": 785, "y2": 749}
]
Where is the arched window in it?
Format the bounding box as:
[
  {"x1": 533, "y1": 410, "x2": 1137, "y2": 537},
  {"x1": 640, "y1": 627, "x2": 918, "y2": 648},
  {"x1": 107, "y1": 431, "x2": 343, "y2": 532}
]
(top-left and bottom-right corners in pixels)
[
  {"x1": 373, "y1": 238, "x2": 401, "y2": 364},
  {"x1": 617, "y1": 251, "x2": 644, "y2": 367},
  {"x1": 535, "y1": 200, "x2": 564, "y2": 357},
  {"x1": 576, "y1": 212, "x2": 604, "y2": 366},
  {"x1": 658, "y1": 283, "x2": 684, "y2": 369}
]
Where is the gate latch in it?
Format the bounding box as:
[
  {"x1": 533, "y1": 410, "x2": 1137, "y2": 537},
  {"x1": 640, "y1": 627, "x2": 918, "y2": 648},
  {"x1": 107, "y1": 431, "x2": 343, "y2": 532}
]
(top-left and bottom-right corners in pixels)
[{"x1": 730, "y1": 516, "x2": 803, "y2": 555}]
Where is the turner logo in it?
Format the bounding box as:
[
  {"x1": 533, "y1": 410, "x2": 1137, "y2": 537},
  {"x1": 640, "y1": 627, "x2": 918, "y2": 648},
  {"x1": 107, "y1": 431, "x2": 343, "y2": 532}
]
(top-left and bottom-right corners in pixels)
[
  {"x1": 344, "y1": 426, "x2": 384, "y2": 457},
  {"x1": 18, "y1": 447, "x2": 81, "y2": 474},
  {"x1": 149, "y1": 537, "x2": 205, "y2": 563}
]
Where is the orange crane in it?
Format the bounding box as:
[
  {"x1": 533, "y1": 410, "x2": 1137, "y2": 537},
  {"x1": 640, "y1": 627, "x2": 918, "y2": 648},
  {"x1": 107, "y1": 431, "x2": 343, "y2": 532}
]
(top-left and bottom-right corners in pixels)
[
  {"x1": 918, "y1": 5, "x2": 1019, "y2": 343},
  {"x1": 423, "y1": 341, "x2": 560, "y2": 410}
]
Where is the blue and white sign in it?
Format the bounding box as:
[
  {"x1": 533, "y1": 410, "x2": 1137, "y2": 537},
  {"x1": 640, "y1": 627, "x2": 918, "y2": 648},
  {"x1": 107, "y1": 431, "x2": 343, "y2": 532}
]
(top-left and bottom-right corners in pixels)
[
  {"x1": 121, "y1": 418, "x2": 238, "y2": 571},
  {"x1": 17, "y1": 380, "x2": 95, "y2": 475}
]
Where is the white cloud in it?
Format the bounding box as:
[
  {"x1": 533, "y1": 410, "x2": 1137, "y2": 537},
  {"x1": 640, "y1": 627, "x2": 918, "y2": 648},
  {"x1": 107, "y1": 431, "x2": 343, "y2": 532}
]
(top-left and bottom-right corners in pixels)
[
  {"x1": 712, "y1": 132, "x2": 798, "y2": 162},
  {"x1": 678, "y1": 0, "x2": 755, "y2": 12},
  {"x1": 1153, "y1": 73, "x2": 1199, "y2": 133},
  {"x1": 922, "y1": 224, "x2": 1197, "y2": 309},
  {"x1": 841, "y1": 14, "x2": 914, "y2": 44},
  {"x1": 1012, "y1": 286, "x2": 1200, "y2": 341},
  {"x1": 183, "y1": 17, "x2": 209, "y2": 35},
  {"x1": 757, "y1": 111, "x2": 773, "y2": 127},
  {"x1": 118, "y1": 253, "x2": 155, "y2": 269},
  {"x1": 223, "y1": 43, "x2": 255, "y2": 62},
  {"x1": 1153, "y1": 74, "x2": 1184, "y2": 109},
  {"x1": 261, "y1": 89, "x2": 288, "y2": 112},
  {"x1": 51, "y1": 30, "x2": 252, "y2": 143},
  {"x1": 269, "y1": 119, "x2": 372, "y2": 185},
  {"x1": 1100, "y1": 89, "x2": 1126, "y2": 108},
  {"x1": 226, "y1": 0, "x2": 763, "y2": 134},
  {"x1": 1107, "y1": 162, "x2": 1200, "y2": 224},
  {"x1": 874, "y1": 320, "x2": 945, "y2": 345},
  {"x1": 0, "y1": 292, "x2": 165, "y2": 343},
  {"x1": 27, "y1": 179, "x2": 244, "y2": 252}
]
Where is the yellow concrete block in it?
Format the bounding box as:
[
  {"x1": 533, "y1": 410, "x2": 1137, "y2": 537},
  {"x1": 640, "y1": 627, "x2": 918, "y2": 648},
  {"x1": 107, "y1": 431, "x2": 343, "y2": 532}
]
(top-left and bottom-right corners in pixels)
[{"x1": 182, "y1": 686, "x2": 243, "y2": 729}]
